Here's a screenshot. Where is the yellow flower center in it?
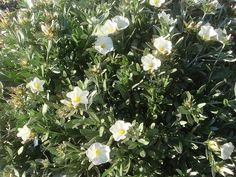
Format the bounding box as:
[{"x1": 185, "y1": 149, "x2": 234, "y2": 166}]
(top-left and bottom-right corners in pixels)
[
  {"x1": 119, "y1": 129, "x2": 126, "y2": 135},
  {"x1": 154, "y1": 0, "x2": 159, "y2": 5},
  {"x1": 159, "y1": 46, "x2": 166, "y2": 54},
  {"x1": 148, "y1": 63, "x2": 154, "y2": 70},
  {"x1": 72, "y1": 96, "x2": 81, "y2": 102},
  {"x1": 100, "y1": 43, "x2": 106, "y2": 49},
  {"x1": 34, "y1": 82, "x2": 41, "y2": 89},
  {"x1": 202, "y1": 34, "x2": 209, "y2": 40},
  {"x1": 108, "y1": 26, "x2": 115, "y2": 33},
  {"x1": 95, "y1": 149, "x2": 101, "y2": 156}
]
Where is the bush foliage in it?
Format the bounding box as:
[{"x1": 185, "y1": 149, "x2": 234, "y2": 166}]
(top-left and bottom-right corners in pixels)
[{"x1": 0, "y1": 0, "x2": 236, "y2": 176}]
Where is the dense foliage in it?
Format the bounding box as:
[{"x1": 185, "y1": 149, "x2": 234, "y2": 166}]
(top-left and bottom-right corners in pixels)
[{"x1": 0, "y1": 0, "x2": 236, "y2": 176}]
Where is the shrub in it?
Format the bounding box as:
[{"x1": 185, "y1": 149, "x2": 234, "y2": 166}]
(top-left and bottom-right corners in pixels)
[{"x1": 0, "y1": 0, "x2": 236, "y2": 176}]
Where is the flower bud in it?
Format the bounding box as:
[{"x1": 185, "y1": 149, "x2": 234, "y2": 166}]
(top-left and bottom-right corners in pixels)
[{"x1": 208, "y1": 140, "x2": 220, "y2": 152}]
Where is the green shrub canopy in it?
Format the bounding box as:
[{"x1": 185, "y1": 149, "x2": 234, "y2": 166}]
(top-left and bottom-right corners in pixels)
[{"x1": 0, "y1": 0, "x2": 236, "y2": 176}]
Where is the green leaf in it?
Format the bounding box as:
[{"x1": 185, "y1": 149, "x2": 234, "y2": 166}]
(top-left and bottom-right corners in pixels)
[
  {"x1": 176, "y1": 169, "x2": 184, "y2": 176},
  {"x1": 99, "y1": 126, "x2": 104, "y2": 137},
  {"x1": 197, "y1": 103, "x2": 206, "y2": 108},
  {"x1": 178, "y1": 106, "x2": 190, "y2": 115},
  {"x1": 88, "y1": 163, "x2": 94, "y2": 170},
  {"x1": 127, "y1": 142, "x2": 138, "y2": 149},
  {"x1": 80, "y1": 129, "x2": 99, "y2": 140},
  {"x1": 234, "y1": 82, "x2": 236, "y2": 98},
  {"x1": 17, "y1": 146, "x2": 24, "y2": 155},
  {"x1": 138, "y1": 139, "x2": 149, "y2": 145},
  {"x1": 197, "y1": 84, "x2": 206, "y2": 95},
  {"x1": 174, "y1": 142, "x2": 183, "y2": 154},
  {"x1": 0, "y1": 82, "x2": 3, "y2": 96},
  {"x1": 5, "y1": 146, "x2": 13, "y2": 158}
]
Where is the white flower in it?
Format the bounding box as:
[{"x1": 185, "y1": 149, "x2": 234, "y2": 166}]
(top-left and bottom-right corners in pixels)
[
  {"x1": 221, "y1": 142, "x2": 234, "y2": 160},
  {"x1": 86, "y1": 143, "x2": 110, "y2": 165},
  {"x1": 94, "y1": 36, "x2": 114, "y2": 55},
  {"x1": 95, "y1": 16, "x2": 129, "y2": 36},
  {"x1": 198, "y1": 23, "x2": 217, "y2": 41},
  {"x1": 112, "y1": 16, "x2": 130, "y2": 30},
  {"x1": 26, "y1": 77, "x2": 45, "y2": 93},
  {"x1": 17, "y1": 125, "x2": 32, "y2": 144},
  {"x1": 141, "y1": 54, "x2": 161, "y2": 72},
  {"x1": 158, "y1": 11, "x2": 176, "y2": 25},
  {"x1": 109, "y1": 120, "x2": 132, "y2": 141},
  {"x1": 153, "y1": 36, "x2": 172, "y2": 55},
  {"x1": 149, "y1": 0, "x2": 165, "y2": 7},
  {"x1": 66, "y1": 87, "x2": 89, "y2": 108},
  {"x1": 99, "y1": 20, "x2": 117, "y2": 36}
]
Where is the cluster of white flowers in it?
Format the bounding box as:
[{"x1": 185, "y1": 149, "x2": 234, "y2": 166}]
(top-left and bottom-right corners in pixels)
[
  {"x1": 18, "y1": 0, "x2": 233, "y2": 174},
  {"x1": 26, "y1": 77, "x2": 90, "y2": 108},
  {"x1": 141, "y1": 1, "x2": 175, "y2": 73},
  {"x1": 23, "y1": 78, "x2": 91, "y2": 147},
  {"x1": 198, "y1": 23, "x2": 229, "y2": 43},
  {"x1": 141, "y1": 36, "x2": 172, "y2": 72},
  {"x1": 19, "y1": 77, "x2": 43, "y2": 144},
  {"x1": 86, "y1": 120, "x2": 131, "y2": 165},
  {"x1": 94, "y1": 16, "x2": 130, "y2": 55}
]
